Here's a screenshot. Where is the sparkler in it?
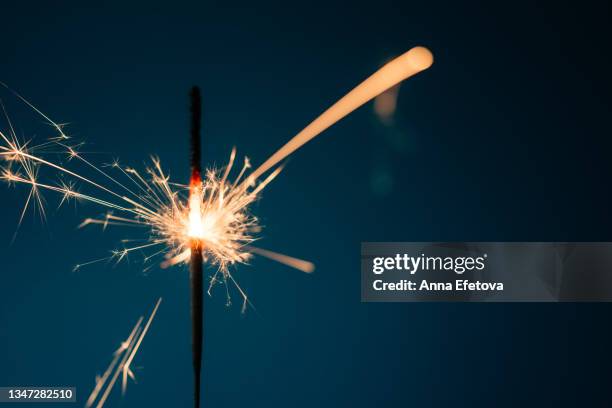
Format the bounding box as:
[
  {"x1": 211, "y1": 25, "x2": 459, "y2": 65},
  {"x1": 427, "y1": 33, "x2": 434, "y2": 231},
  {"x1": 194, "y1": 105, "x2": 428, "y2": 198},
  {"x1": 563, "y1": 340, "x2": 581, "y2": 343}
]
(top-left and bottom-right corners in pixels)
[
  {"x1": 189, "y1": 86, "x2": 204, "y2": 408},
  {"x1": 0, "y1": 45, "x2": 433, "y2": 407}
]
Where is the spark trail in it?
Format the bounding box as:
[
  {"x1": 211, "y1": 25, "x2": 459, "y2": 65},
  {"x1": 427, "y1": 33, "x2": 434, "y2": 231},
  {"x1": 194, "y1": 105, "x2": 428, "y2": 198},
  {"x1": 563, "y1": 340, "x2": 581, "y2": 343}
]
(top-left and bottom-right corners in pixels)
[
  {"x1": 85, "y1": 297, "x2": 162, "y2": 408},
  {"x1": 249, "y1": 46, "x2": 433, "y2": 180}
]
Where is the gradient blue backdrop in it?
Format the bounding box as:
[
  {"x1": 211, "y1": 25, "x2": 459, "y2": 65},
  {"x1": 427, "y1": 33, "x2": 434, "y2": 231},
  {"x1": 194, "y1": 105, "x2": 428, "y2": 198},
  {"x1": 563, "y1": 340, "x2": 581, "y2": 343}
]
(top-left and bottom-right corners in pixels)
[{"x1": 1, "y1": 1, "x2": 612, "y2": 407}]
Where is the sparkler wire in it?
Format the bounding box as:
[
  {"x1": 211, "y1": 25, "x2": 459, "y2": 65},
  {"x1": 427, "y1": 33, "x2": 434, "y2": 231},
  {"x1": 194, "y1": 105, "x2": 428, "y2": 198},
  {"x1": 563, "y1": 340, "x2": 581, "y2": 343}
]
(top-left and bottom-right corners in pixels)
[{"x1": 189, "y1": 86, "x2": 204, "y2": 408}]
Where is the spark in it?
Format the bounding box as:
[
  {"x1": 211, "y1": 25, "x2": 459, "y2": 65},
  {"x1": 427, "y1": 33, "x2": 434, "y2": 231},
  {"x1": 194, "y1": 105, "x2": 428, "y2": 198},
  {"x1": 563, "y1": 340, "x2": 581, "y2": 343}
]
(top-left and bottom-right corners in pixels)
[
  {"x1": 85, "y1": 297, "x2": 162, "y2": 408},
  {"x1": 0, "y1": 120, "x2": 296, "y2": 309},
  {"x1": 247, "y1": 246, "x2": 315, "y2": 273}
]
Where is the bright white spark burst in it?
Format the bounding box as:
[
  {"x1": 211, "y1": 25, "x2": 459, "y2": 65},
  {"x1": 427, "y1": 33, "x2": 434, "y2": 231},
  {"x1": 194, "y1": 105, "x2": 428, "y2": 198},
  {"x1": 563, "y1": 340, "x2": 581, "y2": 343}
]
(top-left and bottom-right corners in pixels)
[{"x1": 0, "y1": 89, "x2": 314, "y2": 313}]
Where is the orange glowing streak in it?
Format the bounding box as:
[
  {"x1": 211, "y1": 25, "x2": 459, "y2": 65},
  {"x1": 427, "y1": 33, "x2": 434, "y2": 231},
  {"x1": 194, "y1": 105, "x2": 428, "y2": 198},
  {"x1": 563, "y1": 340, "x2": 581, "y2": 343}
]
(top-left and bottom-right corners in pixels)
[{"x1": 250, "y1": 46, "x2": 433, "y2": 180}]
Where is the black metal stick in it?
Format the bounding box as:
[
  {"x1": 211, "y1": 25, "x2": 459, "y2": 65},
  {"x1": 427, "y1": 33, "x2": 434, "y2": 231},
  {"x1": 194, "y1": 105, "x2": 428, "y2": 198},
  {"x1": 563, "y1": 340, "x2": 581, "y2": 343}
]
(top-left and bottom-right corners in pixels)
[{"x1": 189, "y1": 86, "x2": 203, "y2": 408}]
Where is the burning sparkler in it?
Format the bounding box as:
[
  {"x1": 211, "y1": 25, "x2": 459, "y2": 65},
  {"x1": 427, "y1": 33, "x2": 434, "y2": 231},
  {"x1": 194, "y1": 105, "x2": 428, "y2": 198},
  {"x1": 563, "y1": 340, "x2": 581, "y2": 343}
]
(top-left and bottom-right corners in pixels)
[
  {"x1": 189, "y1": 86, "x2": 204, "y2": 408},
  {"x1": 0, "y1": 84, "x2": 294, "y2": 306},
  {"x1": 0, "y1": 45, "x2": 433, "y2": 407}
]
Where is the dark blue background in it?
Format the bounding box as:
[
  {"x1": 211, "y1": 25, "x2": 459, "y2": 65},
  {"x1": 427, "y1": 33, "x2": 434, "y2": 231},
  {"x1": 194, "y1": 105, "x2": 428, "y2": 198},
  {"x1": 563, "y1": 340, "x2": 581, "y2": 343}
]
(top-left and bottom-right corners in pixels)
[{"x1": 1, "y1": 1, "x2": 612, "y2": 407}]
